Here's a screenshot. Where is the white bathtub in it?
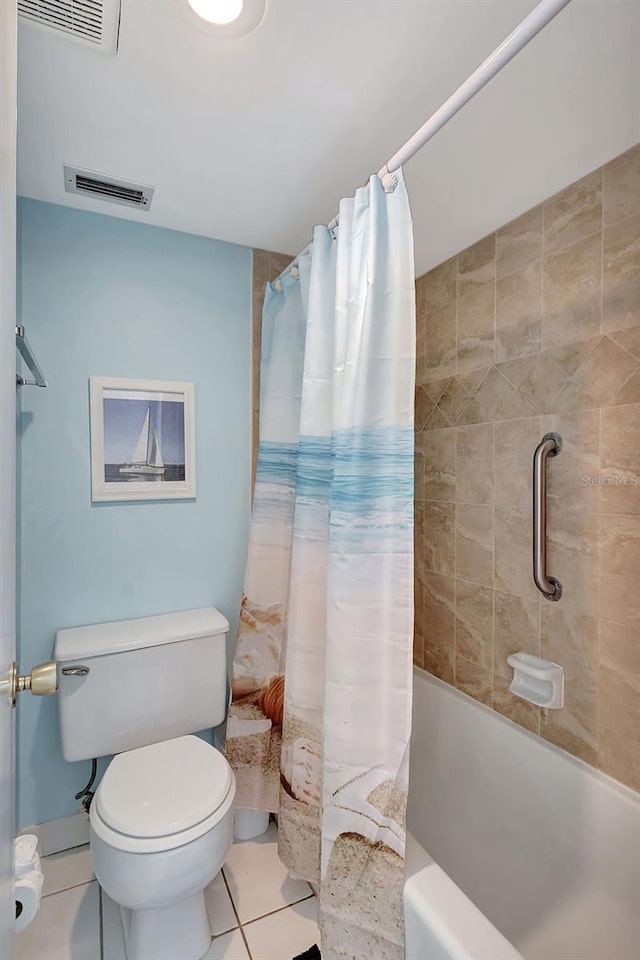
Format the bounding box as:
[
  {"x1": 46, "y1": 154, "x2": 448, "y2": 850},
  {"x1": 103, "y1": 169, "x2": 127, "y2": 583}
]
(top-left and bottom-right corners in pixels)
[{"x1": 405, "y1": 668, "x2": 640, "y2": 960}]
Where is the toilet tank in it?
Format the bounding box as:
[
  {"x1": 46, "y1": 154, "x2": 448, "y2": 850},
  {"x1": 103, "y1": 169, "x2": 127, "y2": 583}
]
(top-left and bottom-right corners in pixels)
[{"x1": 54, "y1": 607, "x2": 229, "y2": 762}]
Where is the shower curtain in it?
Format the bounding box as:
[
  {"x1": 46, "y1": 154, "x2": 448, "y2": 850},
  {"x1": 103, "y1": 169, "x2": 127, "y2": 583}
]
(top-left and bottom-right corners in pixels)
[{"x1": 227, "y1": 170, "x2": 415, "y2": 959}]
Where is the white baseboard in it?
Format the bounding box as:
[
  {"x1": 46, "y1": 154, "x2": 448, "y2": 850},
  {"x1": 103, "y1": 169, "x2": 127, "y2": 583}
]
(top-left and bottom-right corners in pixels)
[{"x1": 22, "y1": 812, "x2": 90, "y2": 856}]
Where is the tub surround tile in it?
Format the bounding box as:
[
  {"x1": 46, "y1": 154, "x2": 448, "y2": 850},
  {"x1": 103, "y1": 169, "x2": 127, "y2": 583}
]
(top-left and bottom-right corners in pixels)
[
  {"x1": 603, "y1": 143, "x2": 640, "y2": 228},
  {"x1": 455, "y1": 656, "x2": 493, "y2": 708},
  {"x1": 425, "y1": 301, "x2": 457, "y2": 379},
  {"x1": 457, "y1": 283, "x2": 495, "y2": 373},
  {"x1": 493, "y1": 675, "x2": 540, "y2": 734},
  {"x1": 494, "y1": 591, "x2": 541, "y2": 681},
  {"x1": 455, "y1": 580, "x2": 493, "y2": 671},
  {"x1": 455, "y1": 422, "x2": 494, "y2": 504},
  {"x1": 599, "y1": 726, "x2": 640, "y2": 793},
  {"x1": 494, "y1": 416, "x2": 541, "y2": 512},
  {"x1": 458, "y1": 234, "x2": 496, "y2": 296},
  {"x1": 423, "y1": 501, "x2": 455, "y2": 577},
  {"x1": 603, "y1": 213, "x2": 640, "y2": 333},
  {"x1": 541, "y1": 605, "x2": 599, "y2": 764},
  {"x1": 600, "y1": 404, "x2": 640, "y2": 516},
  {"x1": 495, "y1": 259, "x2": 542, "y2": 362},
  {"x1": 423, "y1": 572, "x2": 455, "y2": 683},
  {"x1": 494, "y1": 506, "x2": 537, "y2": 601},
  {"x1": 496, "y1": 206, "x2": 543, "y2": 280},
  {"x1": 424, "y1": 428, "x2": 456, "y2": 501},
  {"x1": 414, "y1": 143, "x2": 640, "y2": 794},
  {"x1": 414, "y1": 432, "x2": 426, "y2": 501},
  {"x1": 455, "y1": 504, "x2": 494, "y2": 587},
  {"x1": 415, "y1": 385, "x2": 435, "y2": 430},
  {"x1": 543, "y1": 169, "x2": 602, "y2": 255},
  {"x1": 418, "y1": 256, "x2": 457, "y2": 315},
  {"x1": 542, "y1": 232, "x2": 602, "y2": 349}
]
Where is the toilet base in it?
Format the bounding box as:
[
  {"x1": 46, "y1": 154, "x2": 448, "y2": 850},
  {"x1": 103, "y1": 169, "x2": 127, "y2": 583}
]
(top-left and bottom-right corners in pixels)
[{"x1": 120, "y1": 890, "x2": 211, "y2": 960}]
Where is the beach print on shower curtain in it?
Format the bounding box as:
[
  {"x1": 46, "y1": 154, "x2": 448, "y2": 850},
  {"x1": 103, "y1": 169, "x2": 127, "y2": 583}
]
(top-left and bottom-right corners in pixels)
[{"x1": 227, "y1": 170, "x2": 415, "y2": 959}]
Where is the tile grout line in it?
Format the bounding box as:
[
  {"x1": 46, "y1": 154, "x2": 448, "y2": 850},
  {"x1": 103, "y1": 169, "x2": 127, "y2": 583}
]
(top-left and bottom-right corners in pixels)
[
  {"x1": 42, "y1": 876, "x2": 97, "y2": 899},
  {"x1": 241, "y1": 892, "x2": 316, "y2": 930},
  {"x1": 221, "y1": 868, "x2": 253, "y2": 960},
  {"x1": 98, "y1": 885, "x2": 104, "y2": 960}
]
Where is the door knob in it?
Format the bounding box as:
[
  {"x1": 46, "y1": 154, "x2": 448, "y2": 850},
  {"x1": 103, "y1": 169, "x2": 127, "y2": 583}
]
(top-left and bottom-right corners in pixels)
[{"x1": 3, "y1": 661, "x2": 59, "y2": 707}]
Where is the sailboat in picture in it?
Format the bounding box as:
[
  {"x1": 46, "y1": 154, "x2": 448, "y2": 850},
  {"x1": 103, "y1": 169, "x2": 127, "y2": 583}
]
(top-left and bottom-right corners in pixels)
[{"x1": 119, "y1": 408, "x2": 165, "y2": 478}]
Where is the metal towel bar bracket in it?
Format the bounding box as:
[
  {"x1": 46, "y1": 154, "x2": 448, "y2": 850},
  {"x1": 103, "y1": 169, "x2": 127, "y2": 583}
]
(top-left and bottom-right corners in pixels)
[
  {"x1": 15, "y1": 325, "x2": 47, "y2": 388},
  {"x1": 533, "y1": 433, "x2": 563, "y2": 601}
]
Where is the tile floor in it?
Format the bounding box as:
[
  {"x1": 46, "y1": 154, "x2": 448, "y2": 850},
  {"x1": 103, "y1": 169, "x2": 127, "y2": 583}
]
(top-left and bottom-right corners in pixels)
[{"x1": 17, "y1": 822, "x2": 319, "y2": 960}]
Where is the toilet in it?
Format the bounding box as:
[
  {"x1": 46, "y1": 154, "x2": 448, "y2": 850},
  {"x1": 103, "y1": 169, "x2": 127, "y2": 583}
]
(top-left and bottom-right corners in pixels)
[{"x1": 54, "y1": 607, "x2": 236, "y2": 960}]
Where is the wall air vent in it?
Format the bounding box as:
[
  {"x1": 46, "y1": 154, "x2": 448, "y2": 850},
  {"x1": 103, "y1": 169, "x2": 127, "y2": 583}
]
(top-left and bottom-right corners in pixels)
[
  {"x1": 64, "y1": 165, "x2": 155, "y2": 212},
  {"x1": 18, "y1": 0, "x2": 121, "y2": 54}
]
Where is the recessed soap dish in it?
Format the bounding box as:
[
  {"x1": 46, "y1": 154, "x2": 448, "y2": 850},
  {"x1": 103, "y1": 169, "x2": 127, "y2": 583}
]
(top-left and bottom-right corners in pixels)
[{"x1": 507, "y1": 652, "x2": 564, "y2": 709}]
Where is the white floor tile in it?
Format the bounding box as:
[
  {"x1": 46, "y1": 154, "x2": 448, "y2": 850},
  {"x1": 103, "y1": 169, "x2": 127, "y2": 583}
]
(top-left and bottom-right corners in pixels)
[
  {"x1": 203, "y1": 928, "x2": 250, "y2": 960},
  {"x1": 242, "y1": 898, "x2": 319, "y2": 960},
  {"x1": 101, "y1": 890, "x2": 126, "y2": 960},
  {"x1": 204, "y1": 870, "x2": 238, "y2": 936},
  {"x1": 223, "y1": 822, "x2": 313, "y2": 924},
  {"x1": 17, "y1": 880, "x2": 100, "y2": 960},
  {"x1": 42, "y1": 845, "x2": 95, "y2": 897}
]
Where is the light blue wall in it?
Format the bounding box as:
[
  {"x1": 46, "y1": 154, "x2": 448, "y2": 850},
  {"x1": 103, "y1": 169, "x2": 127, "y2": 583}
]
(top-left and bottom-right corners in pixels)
[{"x1": 17, "y1": 199, "x2": 252, "y2": 828}]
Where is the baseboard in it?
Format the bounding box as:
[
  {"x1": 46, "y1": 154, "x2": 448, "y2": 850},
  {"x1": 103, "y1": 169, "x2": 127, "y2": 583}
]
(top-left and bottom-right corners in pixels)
[{"x1": 22, "y1": 812, "x2": 90, "y2": 856}]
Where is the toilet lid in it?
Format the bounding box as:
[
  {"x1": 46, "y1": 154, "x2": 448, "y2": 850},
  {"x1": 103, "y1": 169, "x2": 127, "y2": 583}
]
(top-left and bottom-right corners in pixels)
[{"x1": 95, "y1": 735, "x2": 234, "y2": 839}]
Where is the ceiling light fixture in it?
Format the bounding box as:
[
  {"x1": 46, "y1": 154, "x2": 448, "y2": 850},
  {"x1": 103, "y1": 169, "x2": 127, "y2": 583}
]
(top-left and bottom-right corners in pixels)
[
  {"x1": 185, "y1": 0, "x2": 266, "y2": 36},
  {"x1": 187, "y1": 0, "x2": 244, "y2": 25}
]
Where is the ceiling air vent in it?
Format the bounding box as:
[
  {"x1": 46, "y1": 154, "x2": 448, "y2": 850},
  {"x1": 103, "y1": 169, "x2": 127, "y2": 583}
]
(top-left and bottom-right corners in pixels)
[
  {"x1": 64, "y1": 165, "x2": 155, "y2": 212},
  {"x1": 18, "y1": 0, "x2": 121, "y2": 54}
]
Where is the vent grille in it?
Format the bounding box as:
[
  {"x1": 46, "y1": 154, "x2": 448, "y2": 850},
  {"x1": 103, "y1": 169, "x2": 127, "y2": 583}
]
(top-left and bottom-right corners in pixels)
[
  {"x1": 18, "y1": 0, "x2": 120, "y2": 53},
  {"x1": 64, "y1": 165, "x2": 154, "y2": 212}
]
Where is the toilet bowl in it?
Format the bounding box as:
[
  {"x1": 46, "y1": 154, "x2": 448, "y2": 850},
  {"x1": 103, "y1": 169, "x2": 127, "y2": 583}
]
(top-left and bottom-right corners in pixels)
[{"x1": 90, "y1": 735, "x2": 236, "y2": 960}]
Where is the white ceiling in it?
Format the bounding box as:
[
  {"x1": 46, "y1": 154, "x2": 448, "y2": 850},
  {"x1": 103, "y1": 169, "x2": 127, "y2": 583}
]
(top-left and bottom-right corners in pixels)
[{"x1": 17, "y1": 0, "x2": 640, "y2": 276}]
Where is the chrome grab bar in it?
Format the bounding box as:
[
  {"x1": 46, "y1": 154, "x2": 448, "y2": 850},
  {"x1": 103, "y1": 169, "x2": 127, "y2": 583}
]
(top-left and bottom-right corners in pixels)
[{"x1": 533, "y1": 433, "x2": 562, "y2": 601}]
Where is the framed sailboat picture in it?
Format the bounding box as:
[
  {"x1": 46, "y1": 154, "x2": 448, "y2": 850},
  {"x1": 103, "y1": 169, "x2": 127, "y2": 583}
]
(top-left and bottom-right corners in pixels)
[{"x1": 89, "y1": 377, "x2": 196, "y2": 502}]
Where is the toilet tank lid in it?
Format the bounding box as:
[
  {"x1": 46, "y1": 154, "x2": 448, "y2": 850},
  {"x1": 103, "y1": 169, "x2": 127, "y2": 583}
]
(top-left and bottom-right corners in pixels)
[{"x1": 54, "y1": 607, "x2": 229, "y2": 661}]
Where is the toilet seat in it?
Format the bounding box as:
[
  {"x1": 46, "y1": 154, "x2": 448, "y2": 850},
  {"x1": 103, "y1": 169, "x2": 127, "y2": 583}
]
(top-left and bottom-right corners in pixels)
[{"x1": 91, "y1": 735, "x2": 236, "y2": 854}]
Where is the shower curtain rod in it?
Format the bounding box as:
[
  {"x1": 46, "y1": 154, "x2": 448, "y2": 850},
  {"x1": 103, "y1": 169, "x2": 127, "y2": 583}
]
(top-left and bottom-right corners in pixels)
[{"x1": 275, "y1": 0, "x2": 572, "y2": 282}]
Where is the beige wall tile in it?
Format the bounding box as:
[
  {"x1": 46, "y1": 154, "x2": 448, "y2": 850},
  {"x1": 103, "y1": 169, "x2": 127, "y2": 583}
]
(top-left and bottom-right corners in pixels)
[
  {"x1": 546, "y1": 510, "x2": 600, "y2": 615},
  {"x1": 600, "y1": 404, "x2": 640, "y2": 516},
  {"x1": 518, "y1": 352, "x2": 567, "y2": 413},
  {"x1": 496, "y1": 206, "x2": 543, "y2": 280},
  {"x1": 415, "y1": 385, "x2": 435, "y2": 430},
  {"x1": 541, "y1": 409, "x2": 600, "y2": 517},
  {"x1": 415, "y1": 432, "x2": 426, "y2": 501},
  {"x1": 418, "y1": 257, "x2": 457, "y2": 315},
  {"x1": 603, "y1": 142, "x2": 640, "y2": 228},
  {"x1": 455, "y1": 656, "x2": 493, "y2": 708},
  {"x1": 425, "y1": 406, "x2": 452, "y2": 430},
  {"x1": 570, "y1": 335, "x2": 639, "y2": 407},
  {"x1": 493, "y1": 674, "x2": 540, "y2": 733},
  {"x1": 494, "y1": 590, "x2": 541, "y2": 681},
  {"x1": 494, "y1": 506, "x2": 538, "y2": 601},
  {"x1": 456, "y1": 503, "x2": 494, "y2": 587},
  {"x1": 424, "y1": 428, "x2": 455, "y2": 501},
  {"x1": 457, "y1": 284, "x2": 495, "y2": 373},
  {"x1": 541, "y1": 604, "x2": 599, "y2": 765},
  {"x1": 599, "y1": 726, "x2": 640, "y2": 792},
  {"x1": 494, "y1": 416, "x2": 541, "y2": 513},
  {"x1": 603, "y1": 213, "x2": 640, "y2": 333},
  {"x1": 456, "y1": 422, "x2": 494, "y2": 504},
  {"x1": 543, "y1": 169, "x2": 602, "y2": 255},
  {"x1": 423, "y1": 501, "x2": 455, "y2": 577},
  {"x1": 609, "y1": 324, "x2": 640, "y2": 360},
  {"x1": 600, "y1": 513, "x2": 640, "y2": 629},
  {"x1": 438, "y1": 378, "x2": 469, "y2": 425},
  {"x1": 542, "y1": 232, "x2": 602, "y2": 349},
  {"x1": 599, "y1": 619, "x2": 640, "y2": 741},
  {"x1": 458, "y1": 234, "x2": 496, "y2": 297},
  {"x1": 455, "y1": 579, "x2": 494, "y2": 671},
  {"x1": 423, "y1": 571, "x2": 455, "y2": 683},
  {"x1": 425, "y1": 301, "x2": 457, "y2": 379},
  {"x1": 495, "y1": 259, "x2": 542, "y2": 362}
]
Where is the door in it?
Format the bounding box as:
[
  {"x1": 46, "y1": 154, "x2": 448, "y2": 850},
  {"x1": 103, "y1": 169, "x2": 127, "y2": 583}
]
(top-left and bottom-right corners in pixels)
[{"x1": 0, "y1": 0, "x2": 18, "y2": 956}]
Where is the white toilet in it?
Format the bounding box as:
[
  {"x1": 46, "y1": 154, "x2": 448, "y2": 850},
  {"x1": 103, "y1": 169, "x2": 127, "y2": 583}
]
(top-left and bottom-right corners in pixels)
[{"x1": 54, "y1": 607, "x2": 236, "y2": 960}]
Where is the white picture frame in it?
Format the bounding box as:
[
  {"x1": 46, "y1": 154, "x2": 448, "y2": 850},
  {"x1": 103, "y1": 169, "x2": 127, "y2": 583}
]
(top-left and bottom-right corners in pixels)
[{"x1": 90, "y1": 377, "x2": 196, "y2": 502}]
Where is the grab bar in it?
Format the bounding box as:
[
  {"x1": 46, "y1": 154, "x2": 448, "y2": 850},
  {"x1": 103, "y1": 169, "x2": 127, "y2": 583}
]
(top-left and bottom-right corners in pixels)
[{"x1": 533, "y1": 433, "x2": 562, "y2": 601}]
